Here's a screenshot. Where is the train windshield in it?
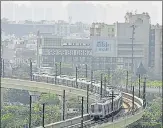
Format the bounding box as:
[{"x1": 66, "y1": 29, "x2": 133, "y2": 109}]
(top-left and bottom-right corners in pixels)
[
  {"x1": 98, "y1": 105, "x2": 102, "y2": 112},
  {"x1": 91, "y1": 105, "x2": 94, "y2": 113}
]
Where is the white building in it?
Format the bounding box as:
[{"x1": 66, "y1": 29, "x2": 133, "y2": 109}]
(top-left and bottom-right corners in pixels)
[
  {"x1": 154, "y1": 25, "x2": 162, "y2": 76},
  {"x1": 90, "y1": 12, "x2": 151, "y2": 73}
]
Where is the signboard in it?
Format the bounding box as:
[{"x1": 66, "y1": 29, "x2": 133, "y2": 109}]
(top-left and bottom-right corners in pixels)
[
  {"x1": 96, "y1": 41, "x2": 111, "y2": 52},
  {"x1": 93, "y1": 39, "x2": 117, "y2": 57},
  {"x1": 42, "y1": 49, "x2": 92, "y2": 56}
]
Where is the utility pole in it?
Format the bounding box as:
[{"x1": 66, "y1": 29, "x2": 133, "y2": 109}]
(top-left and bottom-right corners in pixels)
[
  {"x1": 87, "y1": 83, "x2": 89, "y2": 113},
  {"x1": 100, "y1": 74, "x2": 103, "y2": 99},
  {"x1": 63, "y1": 90, "x2": 65, "y2": 120},
  {"x1": 132, "y1": 86, "x2": 135, "y2": 115},
  {"x1": 2, "y1": 58, "x2": 5, "y2": 77},
  {"x1": 130, "y1": 24, "x2": 136, "y2": 75},
  {"x1": 108, "y1": 68, "x2": 110, "y2": 85},
  {"x1": 85, "y1": 64, "x2": 87, "y2": 79},
  {"x1": 81, "y1": 97, "x2": 84, "y2": 128},
  {"x1": 60, "y1": 62, "x2": 61, "y2": 76},
  {"x1": 91, "y1": 70, "x2": 93, "y2": 92},
  {"x1": 138, "y1": 74, "x2": 141, "y2": 98},
  {"x1": 29, "y1": 95, "x2": 32, "y2": 128},
  {"x1": 30, "y1": 59, "x2": 33, "y2": 81},
  {"x1": 76, "y1": 67, "x2": 78, "y2": 88},
  {"x1": 42, "y1": 103, "x2": 45, "y2": 127},
  {"x1": 143, "y1": 77, "x2": 146, "y2": 109},
  {"x1": 104, "y1": 76, "x2": 107, "y2": 97},
  {"x1": 55, "y1": 63, "x2": 57, "y2": 84},
  {"x1": 111, "y1": 90, "x2": 114, "y2": 122},
  {"x1": 130, "y1": 25, "x2": 136, "y2": 92},
  {"x1": 126, "y1": 71, "x2": 128, "y2": 93}
]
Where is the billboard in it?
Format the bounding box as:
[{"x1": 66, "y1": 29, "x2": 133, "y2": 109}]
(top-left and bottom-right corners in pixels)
[
  {"x1": 92, "y1": 39, "x2": 117, "y2": 57},
  {"x1": 95, "y1": 41, "x2": 111, "y2": 52}
]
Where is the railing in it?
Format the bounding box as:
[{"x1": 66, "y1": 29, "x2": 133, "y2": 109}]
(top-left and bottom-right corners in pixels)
[
  {"x1": 2, "y1": 78, "x2": 144, "y2": 128},
  {"x1": 35, "y1": 92, "x2": 144, "y2": 128},
  {"x1": 98, "y1": 92, "x2": 144, "y2": 128}
]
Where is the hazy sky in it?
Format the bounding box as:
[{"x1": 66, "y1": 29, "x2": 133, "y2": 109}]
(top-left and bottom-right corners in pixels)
[{"x1": 1, "y1": 1, "x2": 162, "y2": 25}]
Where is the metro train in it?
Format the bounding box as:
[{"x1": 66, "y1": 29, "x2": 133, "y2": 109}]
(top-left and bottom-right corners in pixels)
[
  {"x1": 32, "y1": 73, "x2": 123, "y2": 120},
  {"x1": 33, "y1": 73, "x2": 111, "y2": 96},
  {"x1": 90, "y1": 92, "x2": 122, "y2": 120}
]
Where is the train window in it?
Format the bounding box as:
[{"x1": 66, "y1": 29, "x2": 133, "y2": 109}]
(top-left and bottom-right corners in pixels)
[
  {"x1": 98, "y1": 105, "x2": 102, "y2": 112},
  {"x1": 91, "y1": 105, "x2": 94, "y2": 113}
]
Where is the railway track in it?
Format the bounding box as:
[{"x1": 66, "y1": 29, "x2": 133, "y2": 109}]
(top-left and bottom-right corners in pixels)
[{"x1": 66, "y1": 101, "x2": 133, "y2": 128}]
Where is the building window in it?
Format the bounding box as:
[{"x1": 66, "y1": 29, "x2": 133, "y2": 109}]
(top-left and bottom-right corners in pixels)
[{"x1": 112, "y1": 28, "x2": 114, "y2": 32}]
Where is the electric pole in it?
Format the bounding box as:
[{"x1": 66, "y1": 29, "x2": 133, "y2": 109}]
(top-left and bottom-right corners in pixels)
[
  {"x1": 91, "y1": 70, "x2": 93, "y2": 92},
  {"x1": 130, "y1": 24, "x2": 136, "y2": 75},
  {"x1": 138, "y1": 74, "x2": 141, "y2": 98},
  {"x1": 104, "y1": 76, "x2": 107, "y2": 96},
  {"x1": 63, "y1": 90, "x2": 65, "y2": 120},
  {"x1": 87, "y1": 83, "x2": 89, "y2": 114},
  {"x1": 126, "y1": 71, "x2": 128, "y2": 93},
  {"x1": 81, "y1": 97, "x2": 84, "y2": 128},
  {"x1": 143, "y1": 77, "x2": 146, "y2": 109},
  {"x1": 130, "y1": 25, "x2": 136, "y2": 90},
  {"x1": 108, "y1": 68, "x2": 110, "y2": 86},
  {"x1": 111, "y1": 90, "x2": 114, "y2": 122},
  {"x1": 100, "y1": 73, "x2": 103, "y2": 99},
  {"x1": 76, "y1": 67, "x2": 78, "y2": 88},
  {"x1": 60, "y1": 62, "x2": 61, "y2": 76},
  {"x1": 42, "y1": 103, "x2": 45, "y2": 127},
  {"x1": 30, "y1": 59, "x2": 33, "y2": 81},
  {"x1": 2, "y1": 58, "x2": 5, "y2": 77},
  {"x1": 55, "y1": 63, "x2": 57, "y2": 84},
  {"x1": 132, "y1": 86, "x2": 135, "y2": 115},
  {"x1": 85, "y1": 64, "x2": 87, "y2": 79},
  {"x1": 29, "y1": 95, "x2": 32, "y2": 128}
]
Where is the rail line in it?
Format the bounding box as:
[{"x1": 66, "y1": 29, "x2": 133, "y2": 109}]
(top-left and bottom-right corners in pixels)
[{"x1": 65, "y1": 100, "x2": 135, "y2": 128}]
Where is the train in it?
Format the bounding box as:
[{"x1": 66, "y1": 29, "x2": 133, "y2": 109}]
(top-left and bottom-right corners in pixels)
[
  {"x1": 90, "y1": 92, "x2": 122, "y2": 120},
  {"x1": 32, "y1": 73, "x2": 123, "y2": 120},
  {"x1": 33, "y1": 73, "x2": 112, "y2": 95}
]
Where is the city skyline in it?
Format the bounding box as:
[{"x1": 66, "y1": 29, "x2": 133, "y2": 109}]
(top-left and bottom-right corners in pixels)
[{"x1": 1, "y1": 1, "x2": 162, "y2": 25}]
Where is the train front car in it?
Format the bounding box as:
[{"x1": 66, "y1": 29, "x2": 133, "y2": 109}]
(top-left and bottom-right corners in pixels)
[{"x1": 90, "y1": 103, "x2": 104, "y2": 120}]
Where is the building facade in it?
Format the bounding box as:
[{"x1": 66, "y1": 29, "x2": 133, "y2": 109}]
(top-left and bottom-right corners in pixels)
[
  {"x1": 37, "y1": 12, "x2": 161, "y2": 76},
  {"x1": 90, "y1": 12, "x2": 151, "y2": 73},
  {"x1": 154, "y1": 25, "x2": 162, "y2": 76}
]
